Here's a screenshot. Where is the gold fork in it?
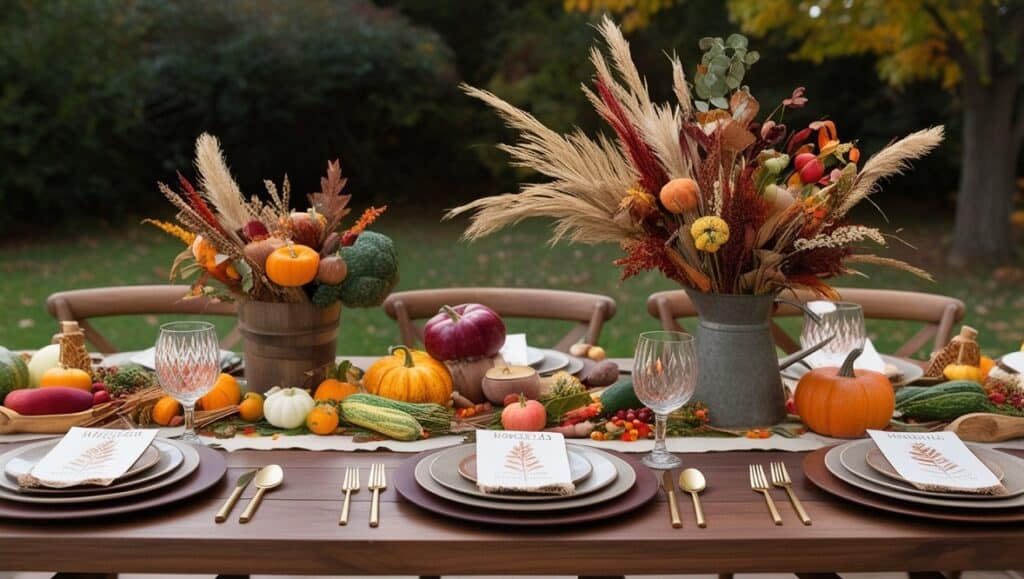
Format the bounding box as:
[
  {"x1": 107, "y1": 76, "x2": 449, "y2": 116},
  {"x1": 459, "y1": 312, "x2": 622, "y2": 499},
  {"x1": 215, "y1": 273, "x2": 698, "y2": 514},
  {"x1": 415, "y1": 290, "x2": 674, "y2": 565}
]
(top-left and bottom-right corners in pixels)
[
  {"x1": 771, "y1": 461, "x2": 811, "y2": 525},
  {"x1": 368, "y1": 463, "x2": 386, "y2": 528},
  {"x1": 338, "y1": 466, "x2": 360, "y2": 526},
  {"x1": 749, "y1": 464, "x2": 782, "y2": 525}
]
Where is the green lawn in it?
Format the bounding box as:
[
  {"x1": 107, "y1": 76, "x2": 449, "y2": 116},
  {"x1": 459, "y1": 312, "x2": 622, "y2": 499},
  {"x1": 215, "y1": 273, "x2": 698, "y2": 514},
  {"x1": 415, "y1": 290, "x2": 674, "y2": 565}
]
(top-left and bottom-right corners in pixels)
[{"x1": 2, "y1": 211, "x2": 1022, "y2": 359}]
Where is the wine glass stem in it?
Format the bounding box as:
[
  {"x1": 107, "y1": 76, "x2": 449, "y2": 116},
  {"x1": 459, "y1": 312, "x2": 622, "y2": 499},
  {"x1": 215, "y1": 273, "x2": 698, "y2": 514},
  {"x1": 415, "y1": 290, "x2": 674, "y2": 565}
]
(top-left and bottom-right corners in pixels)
[
  {"x1": 184, "y1": 402, "x2": 196, "y2": 436},
  {"x1": 654, "y1": 413, "x2": 669, "y2": 456}
]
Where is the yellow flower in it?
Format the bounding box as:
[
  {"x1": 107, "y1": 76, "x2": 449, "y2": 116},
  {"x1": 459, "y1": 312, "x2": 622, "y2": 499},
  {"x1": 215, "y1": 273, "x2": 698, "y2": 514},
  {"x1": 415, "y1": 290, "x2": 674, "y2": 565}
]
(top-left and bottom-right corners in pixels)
[
  {"x1": 142, "y1": 219, "x2": 196, "y2": 246},
  {"x1": 690, "y1": 216, "x2": 730, "y2": 253}
]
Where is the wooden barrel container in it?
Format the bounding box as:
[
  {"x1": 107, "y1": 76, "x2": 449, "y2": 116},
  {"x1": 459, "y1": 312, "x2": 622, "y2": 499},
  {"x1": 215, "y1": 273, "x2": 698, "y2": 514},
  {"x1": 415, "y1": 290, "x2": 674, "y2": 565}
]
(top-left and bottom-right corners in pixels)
[{"x1": 238, "y1": 301, "x2": 341, "y2": 394}]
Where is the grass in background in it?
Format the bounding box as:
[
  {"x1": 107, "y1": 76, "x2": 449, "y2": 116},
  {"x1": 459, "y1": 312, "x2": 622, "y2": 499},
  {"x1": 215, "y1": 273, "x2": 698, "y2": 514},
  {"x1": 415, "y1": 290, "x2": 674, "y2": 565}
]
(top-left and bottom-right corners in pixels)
[{"x1": 2, "y1": 211, "x2": 1022, "y2": 359}]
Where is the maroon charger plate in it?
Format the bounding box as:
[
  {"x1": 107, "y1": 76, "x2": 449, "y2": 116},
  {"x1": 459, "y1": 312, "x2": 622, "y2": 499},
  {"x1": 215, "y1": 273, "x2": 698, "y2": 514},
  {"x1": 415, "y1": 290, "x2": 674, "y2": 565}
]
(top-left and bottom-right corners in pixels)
[
  {"x1": 395, "y1": 447, "x2": 658, "y2": 526},
  {"x1": 0, "y1": 443, "x2": 227, "y2": 521},
  {"x1": 803, "y1": 446, "x2": 1024, "y2": 524}
]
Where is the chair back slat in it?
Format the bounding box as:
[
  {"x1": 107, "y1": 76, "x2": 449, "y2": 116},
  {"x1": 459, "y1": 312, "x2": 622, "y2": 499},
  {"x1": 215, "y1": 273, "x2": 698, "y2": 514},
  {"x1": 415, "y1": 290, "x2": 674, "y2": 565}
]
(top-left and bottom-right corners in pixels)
[
  {"x1": 646, "y1": 287, "x2": 965, "y2": 359},
  {"x1": 383, "y1": 288, "x2": 616, "y2": 352},
  {"x1": 46, "y1": 285, "x2": 238, "y2": 354}
]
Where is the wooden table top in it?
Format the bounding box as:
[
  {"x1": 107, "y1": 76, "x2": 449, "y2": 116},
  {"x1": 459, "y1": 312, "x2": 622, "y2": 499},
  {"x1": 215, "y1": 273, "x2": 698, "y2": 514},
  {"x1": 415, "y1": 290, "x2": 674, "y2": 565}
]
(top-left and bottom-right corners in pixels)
[{"x1": 1, "y1": 445, "x2": 1022, "y2": 576}]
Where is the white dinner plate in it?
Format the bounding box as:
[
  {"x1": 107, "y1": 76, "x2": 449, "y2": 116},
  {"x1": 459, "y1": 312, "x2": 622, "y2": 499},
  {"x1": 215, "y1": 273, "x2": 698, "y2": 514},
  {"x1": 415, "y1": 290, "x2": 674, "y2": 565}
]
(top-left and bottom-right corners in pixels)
[
  {"x1": 532, "y1": 349, "x2": 570, "y2": 376},
  {"x1": 783, "y1": 354, "x2": 924, "y2": 387},
  {"x1": 4, "y1": 444, "x2": 162, "y2": 490}
]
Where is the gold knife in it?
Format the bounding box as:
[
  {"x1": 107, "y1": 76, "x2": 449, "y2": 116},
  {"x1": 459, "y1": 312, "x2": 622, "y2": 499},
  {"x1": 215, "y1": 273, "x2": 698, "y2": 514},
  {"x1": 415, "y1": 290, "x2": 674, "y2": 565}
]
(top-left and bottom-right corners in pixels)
[
  {"x1": 662, "y1": 470, "x2": 682, "y2": 529},
  {"x1": 215, "y1": 469, "x2": 256, "y2": 523}
]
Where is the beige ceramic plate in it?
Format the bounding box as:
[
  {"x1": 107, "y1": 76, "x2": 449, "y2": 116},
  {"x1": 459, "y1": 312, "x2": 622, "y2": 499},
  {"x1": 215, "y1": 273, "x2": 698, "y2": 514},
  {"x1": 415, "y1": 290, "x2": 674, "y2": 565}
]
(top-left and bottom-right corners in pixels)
[
  {"x1": 827, "y1": 441, "x2": 1024, "y2": 508},
  {"x1": 4, "y1": 443, "x2": 162, "y2": 491},
  {"x1": 865, "y1": 446, "x2": 1005, "y2": 483},
  {"x1": 417, "y1": 445, "x2": 632, "y2": 511},
  {"x1": 432, "y1": 444, "x2": 613, "y2": 502},
  {"x1": 532, "y1": 349, "x2": 570, "y2": 376},
  {"x1": 457, "y1": 448, "x2": 593, "y2": 484},
  {"x1": 0, "y1": 439, "x2": 195, "y2": 504},
  {"x1": 0, "y1": 440, "x2": 183, "y2": 496}
]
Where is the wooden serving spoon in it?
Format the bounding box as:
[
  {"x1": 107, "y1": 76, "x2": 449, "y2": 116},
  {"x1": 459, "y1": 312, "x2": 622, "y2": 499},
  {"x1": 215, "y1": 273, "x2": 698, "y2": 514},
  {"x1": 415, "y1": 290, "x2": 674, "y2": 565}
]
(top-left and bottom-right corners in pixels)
[{"x1": 946, "y1": 413, "x2": 1024, "y2": 443}]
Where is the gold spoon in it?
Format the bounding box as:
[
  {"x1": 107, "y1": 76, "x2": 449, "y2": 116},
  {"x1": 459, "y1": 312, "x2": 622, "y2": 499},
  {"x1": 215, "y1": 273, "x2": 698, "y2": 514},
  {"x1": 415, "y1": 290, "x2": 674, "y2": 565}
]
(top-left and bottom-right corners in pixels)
[
  {"x1": 239, "y1": 465, "x2": 284, "y2": 524},
  {"x1": 679, "y1": 468, "x2": 707, "y2": 528}
]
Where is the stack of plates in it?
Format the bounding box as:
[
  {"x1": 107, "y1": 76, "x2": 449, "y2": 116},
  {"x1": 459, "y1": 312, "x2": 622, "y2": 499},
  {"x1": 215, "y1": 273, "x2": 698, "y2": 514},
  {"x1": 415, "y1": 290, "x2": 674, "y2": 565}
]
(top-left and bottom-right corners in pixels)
[
  {"x1": 394, "y1": 444, "x2": 659, "y2": 526},
  {"x1": 805, "y1": 439, "x2": 1024, "y2": 522},
  {"x1": 0, "y1": 437, "x2": 226, "y2": 520},
  {"x1": 525, "y1": 347, "x2": 584, "y2": 376}
]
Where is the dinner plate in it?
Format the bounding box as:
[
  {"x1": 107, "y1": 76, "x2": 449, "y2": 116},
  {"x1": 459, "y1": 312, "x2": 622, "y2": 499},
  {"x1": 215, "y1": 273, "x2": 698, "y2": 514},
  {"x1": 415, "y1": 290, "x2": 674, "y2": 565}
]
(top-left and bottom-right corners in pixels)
[
  {"x1": 456, "y1": 447, "x2": 593, "y2": 484},
  {"x1": 397, "y1": 448, "x2": 658, "y2": 526},
  {"x1": 415, "y1": 446, "x2": 635, "y2": 512},
  {"x1": 533, "y1": 349, "x2": 570, "y2": 376},
  {"x1": 0, "y1": 440, "x2": 184, "y2": 496},
  {"x1": 825, "y1": 443, "x2": 1024, "y2": 509},
  {"x1": 563, "y1": 356, "x2": 585, "y2": 376},
  {"x1": 838, "y1": 440, "x2": 1024, "y2": 501},
  {"x1": 0, "y1": 443, "x2": 226, "y2": 521},
  {"x1": 783, "y1": 354, "x2": 924, "y2": 386},
  {"x1": 5, "y1": 443, "x2": 161, "y2": 485},
  {"x1": 0, "y1": 439, "x2": 198, "y2": 504},
  {"x1": 524, "y1": 347, "x2": 546, "y2": 367},
  {"x1": 431, "y1": 445, "x2": 615, "y2": 502}
]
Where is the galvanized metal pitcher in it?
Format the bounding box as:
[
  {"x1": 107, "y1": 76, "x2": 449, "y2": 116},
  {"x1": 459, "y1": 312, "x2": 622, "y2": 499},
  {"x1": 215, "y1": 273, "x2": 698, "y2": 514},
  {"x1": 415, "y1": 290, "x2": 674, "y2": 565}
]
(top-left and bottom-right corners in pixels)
[{"x1": 685, "y1": 290, "x2": 831, "y2": 429}]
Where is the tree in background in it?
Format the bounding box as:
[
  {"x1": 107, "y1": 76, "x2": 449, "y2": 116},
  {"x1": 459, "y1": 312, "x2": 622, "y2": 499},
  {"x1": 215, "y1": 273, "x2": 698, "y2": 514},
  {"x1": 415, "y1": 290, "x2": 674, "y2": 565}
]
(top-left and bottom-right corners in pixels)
[{"x1": 569, "y1": 0, "x2": 1023, "y2": 266}]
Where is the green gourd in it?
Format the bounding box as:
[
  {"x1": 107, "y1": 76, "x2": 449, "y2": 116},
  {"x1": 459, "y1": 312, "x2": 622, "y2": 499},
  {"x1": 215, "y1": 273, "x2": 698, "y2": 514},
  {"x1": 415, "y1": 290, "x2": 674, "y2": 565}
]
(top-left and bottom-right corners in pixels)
[
  {"x1": 342, "y1": 393, "x2": 451, "y2": 434},
  {"x1": 339, "y1": 401, "x2": 423, "y2": 441}
]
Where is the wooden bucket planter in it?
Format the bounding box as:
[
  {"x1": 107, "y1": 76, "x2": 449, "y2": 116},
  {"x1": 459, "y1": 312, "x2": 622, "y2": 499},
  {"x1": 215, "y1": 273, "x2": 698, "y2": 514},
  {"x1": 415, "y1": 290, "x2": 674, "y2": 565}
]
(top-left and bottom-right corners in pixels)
[{"x1": 237, "y1": 301, "x2": 341, "y2": 394}]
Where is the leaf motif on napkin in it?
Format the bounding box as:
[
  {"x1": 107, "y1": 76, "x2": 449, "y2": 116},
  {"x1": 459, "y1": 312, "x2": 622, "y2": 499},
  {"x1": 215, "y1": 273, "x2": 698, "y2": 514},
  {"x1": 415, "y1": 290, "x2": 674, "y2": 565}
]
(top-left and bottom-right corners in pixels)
[
  {"x1": 67, "y1": 439, "x2": 118, "y2": 474},
  {"x1": 503, "y1": 441, "x2": 546, "y2": 485},
  {"x1": 910, "y1": 442, "x2": 965, "y2": 481}
]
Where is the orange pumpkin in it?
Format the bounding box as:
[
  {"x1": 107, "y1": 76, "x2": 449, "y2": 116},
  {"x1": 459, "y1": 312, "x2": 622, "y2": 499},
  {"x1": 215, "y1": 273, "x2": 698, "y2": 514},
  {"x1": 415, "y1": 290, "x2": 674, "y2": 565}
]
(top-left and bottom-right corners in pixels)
[
  {"x1": 363, "y1": 346, "x2": 453, "y2": 405},
  {"x1": 794, "y1": 348, "x2": 894, "y2": 438},
  {"x1": 238, "y1": 392, "x2": 264, "y2": 422},
  {"x1": 265, "y1": 243, "x2": 320, "y2": 287},
  {"x1": 40, "y1": 366, "x2": 92, "y2": 391},
  {"x1": 306, "y1": 403, "x2": 340, "y2": 435},
  {"x1": 198, "y1": 373, "x2": 242, "y2": 411},
  {"x1": 314, "y1": 379, "x2": 359, "y2": 402},
  {"x1": 659, "y1": 178, "x2": 699, "y2": 214},
  {"x1": 980, "y1": 355, "x2": 996, "y2": 380},
  {"x1": 152, "y1": 396, "x2": 182, "y2": 426}
]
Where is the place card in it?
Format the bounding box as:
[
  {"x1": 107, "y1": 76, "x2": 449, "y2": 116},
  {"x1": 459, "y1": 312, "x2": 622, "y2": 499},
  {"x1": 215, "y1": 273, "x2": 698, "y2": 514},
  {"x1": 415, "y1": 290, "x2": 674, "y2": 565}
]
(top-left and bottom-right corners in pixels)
[
  {"x1": 499, "y1": 334, "x2": 529, "y2": 366},
  {"x1": 475, "y1": 430, "x2": 574, "y2": 495},
  {"x1": 867, "y1": 430, "x2": 1004, "y2": 494},
  {"x1": 21, "y1": 427, "x2": 158, "y2": 488}
]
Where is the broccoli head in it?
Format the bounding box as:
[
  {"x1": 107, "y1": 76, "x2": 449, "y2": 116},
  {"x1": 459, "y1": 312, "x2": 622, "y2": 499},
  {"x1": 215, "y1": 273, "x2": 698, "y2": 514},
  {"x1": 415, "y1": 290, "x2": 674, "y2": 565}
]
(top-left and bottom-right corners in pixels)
[{"x1": 313, "y1": 230, "x2": 398, "y2": 308}]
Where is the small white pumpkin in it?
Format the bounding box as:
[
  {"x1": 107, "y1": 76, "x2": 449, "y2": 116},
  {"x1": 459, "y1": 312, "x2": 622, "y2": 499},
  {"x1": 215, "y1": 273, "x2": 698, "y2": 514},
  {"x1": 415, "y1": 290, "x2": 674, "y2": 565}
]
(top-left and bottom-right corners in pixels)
[
  {"x1": 263, "y1": 387, "x2": 315, "y2": 429},
  {"x1": 27, "y1": 344, "x2": 62, "y2": 387}
]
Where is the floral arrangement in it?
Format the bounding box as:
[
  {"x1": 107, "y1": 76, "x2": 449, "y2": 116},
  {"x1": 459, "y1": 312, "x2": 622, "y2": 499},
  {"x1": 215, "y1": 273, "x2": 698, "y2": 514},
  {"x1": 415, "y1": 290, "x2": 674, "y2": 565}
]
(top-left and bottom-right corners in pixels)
[
  {"x1": 447, "y1": 18, "x2": 943, "y2": 297},
  {"x1": 148, "y1": 133, "x2": 398, "y2": 307}
]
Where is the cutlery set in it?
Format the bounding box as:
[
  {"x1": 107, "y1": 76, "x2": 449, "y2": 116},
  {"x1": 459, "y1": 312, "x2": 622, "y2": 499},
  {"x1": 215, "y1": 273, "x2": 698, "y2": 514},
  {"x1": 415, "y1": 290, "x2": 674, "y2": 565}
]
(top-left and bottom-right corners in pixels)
[
  {"x1": 215, "y1": 463, "x2": 386, "y2": 526},
  {"x1": 659, "y1": 468, "x2": 706, "y2": 528},
  {"x1": 659, "y1": 462, "x2": 811, "y2": 528},
  {"x1": 750, "y1": 462, "x2": 811, "y2": 525}
]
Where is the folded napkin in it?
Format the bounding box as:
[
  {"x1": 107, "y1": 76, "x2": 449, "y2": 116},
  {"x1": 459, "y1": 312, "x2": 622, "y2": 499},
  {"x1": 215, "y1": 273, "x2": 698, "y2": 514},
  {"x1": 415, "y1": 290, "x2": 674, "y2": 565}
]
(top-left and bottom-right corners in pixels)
[
  {"x1": 806, "y1": 337, "x2": 886, "y2": 373},
  {"x1": 18, "y1": 427, "x2": 158, "y2": 489},
  {"x1": 475, "y1": 430, "x2": 575, "y2": 496},
  {"x1": 867, "y1": 430, "x2": 1005, "y2": 495}
]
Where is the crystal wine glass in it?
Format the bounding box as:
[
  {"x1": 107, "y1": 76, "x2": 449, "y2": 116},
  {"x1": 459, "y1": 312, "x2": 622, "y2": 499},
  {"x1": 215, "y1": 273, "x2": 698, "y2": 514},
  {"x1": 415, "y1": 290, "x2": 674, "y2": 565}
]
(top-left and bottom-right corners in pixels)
[
  {"x1": 800, "y1": 301, "x2": 867, "y2": 366},
  {"x1": 632, "y1": 331, "x2": 697, "y2": 469},
  {"x1": 155, "y1": 321, "x2": 220, "y2": 444}
]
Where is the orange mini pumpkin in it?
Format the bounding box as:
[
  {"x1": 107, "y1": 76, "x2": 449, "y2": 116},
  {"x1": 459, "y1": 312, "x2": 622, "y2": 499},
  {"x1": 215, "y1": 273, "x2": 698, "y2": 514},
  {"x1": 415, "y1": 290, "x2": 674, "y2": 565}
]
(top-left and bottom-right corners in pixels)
[
  {"x1": 265, "y1": 243, "x2": 320, "y2": 287},
  {"x1": 658, "y1": 178, "x2": 699, "y2": 214},
  {"x1": 40, "y1": 366, "x2": 93, "y2": 391},
  {"x1": 238, "y1": 392, "x2": 265, "y2": 422},
  {"x1": 306, "y1": 403, "x2": 340, "y2": 435},
  {"x1": 794, "y1": 348, "x2": 894, "y2": 438},
  {"x1": 314, "y1": 379, "x2": 359, "y2": 402},
  {"x1": 152, "y1": 396, "x2": 182, "y2": 426},
  {"x1": 198, "y1": 373, "x2": 242, "y2": 411}
]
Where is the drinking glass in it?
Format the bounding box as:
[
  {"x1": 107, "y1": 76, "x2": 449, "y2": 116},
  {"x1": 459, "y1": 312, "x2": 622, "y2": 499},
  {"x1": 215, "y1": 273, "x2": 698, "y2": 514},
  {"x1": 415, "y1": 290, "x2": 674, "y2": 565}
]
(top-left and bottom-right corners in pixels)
[
  {"x1": 800, "y1": 301, "x2": 867, "y2": 366},
  {"x1": 632, "y1": 331, "x2": 697, "y2": 470},
  {"x1": 155, "y1": 321, "x2": 220, "y2": 444}
]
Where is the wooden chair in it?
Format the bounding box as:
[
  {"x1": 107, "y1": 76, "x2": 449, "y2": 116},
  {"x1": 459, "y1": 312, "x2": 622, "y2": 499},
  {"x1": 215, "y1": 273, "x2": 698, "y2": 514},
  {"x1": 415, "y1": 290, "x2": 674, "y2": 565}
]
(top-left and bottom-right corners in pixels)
[
  {"x1": 46, "y1": 285, "x2": 240, "y2": 354},
  {"x1": 382, "y1": 287, "x2": 617, "y2": 352},
  {"x1": 646, "y1": 287, "x2": 966, "y2": 359}
]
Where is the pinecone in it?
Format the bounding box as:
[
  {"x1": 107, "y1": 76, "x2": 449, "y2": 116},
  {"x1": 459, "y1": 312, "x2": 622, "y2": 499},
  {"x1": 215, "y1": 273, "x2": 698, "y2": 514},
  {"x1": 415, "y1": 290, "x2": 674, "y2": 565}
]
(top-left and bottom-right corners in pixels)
[{"x1": 925, "y1": 325, "x2": 981, "y2": 377}]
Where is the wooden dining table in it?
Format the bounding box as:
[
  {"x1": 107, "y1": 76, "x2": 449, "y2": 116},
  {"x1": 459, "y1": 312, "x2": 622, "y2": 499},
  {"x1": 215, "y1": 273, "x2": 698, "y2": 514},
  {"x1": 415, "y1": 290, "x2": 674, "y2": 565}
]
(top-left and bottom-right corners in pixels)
[{"x1": 1, "y1": 358, "x2": 1022, "y2": 576}]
